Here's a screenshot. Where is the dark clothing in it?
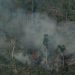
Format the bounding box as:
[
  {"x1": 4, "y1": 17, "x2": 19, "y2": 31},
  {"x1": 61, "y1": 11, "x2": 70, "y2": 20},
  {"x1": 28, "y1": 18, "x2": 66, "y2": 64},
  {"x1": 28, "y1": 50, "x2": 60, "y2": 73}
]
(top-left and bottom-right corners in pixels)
[{"x1": 43, "y1": 35, "x2": 49, "y2": 49}]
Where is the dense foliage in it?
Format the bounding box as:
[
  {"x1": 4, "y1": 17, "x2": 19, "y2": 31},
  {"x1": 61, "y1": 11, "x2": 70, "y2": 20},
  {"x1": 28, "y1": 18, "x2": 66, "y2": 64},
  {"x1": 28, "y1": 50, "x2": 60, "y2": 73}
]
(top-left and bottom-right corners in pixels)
[{"x1": 14, "y1": 0, "x2": 75, "y2": 21}]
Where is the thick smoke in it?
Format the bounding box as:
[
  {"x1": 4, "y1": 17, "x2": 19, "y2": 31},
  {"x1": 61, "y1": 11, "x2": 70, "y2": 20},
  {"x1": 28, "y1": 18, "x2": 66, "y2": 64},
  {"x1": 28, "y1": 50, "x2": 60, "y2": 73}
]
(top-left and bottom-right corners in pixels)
[
  {"x1": 0, "y1": 0, "x2": 75, "y2": 64},
  {"x1": 14, "y1": 13, "x2": 57, "y2": 64},
  {"x1": 0, "y1": 0, "x2": 57, "y2": 63},
  {"x1": 57, "y1": 21, "x2": 75, "y2": 54}
]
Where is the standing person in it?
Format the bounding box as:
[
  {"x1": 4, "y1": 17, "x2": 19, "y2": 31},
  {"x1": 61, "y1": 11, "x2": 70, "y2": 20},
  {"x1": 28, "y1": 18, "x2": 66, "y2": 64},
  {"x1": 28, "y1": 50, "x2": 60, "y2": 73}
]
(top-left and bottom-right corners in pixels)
[
  {"x1": 43, "y1": 34, "x2": 49, "y2": 49},
  {"x1": 43, "y1": 34, "x2": 49, "y2": 67}
]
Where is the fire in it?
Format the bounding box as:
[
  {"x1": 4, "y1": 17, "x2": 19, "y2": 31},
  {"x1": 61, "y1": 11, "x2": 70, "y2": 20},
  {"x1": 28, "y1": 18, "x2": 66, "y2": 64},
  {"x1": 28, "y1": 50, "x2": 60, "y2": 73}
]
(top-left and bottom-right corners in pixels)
[{"x1": 32, "y1": 51, "x2": 38, "y2": 60}]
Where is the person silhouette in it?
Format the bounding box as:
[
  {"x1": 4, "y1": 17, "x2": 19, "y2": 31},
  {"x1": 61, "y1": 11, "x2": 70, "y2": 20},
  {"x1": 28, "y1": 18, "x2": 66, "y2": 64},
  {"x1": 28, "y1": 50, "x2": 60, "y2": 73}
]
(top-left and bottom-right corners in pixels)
[{"x1": 43, "y1": 34, "x2": 49, "y2": 49}]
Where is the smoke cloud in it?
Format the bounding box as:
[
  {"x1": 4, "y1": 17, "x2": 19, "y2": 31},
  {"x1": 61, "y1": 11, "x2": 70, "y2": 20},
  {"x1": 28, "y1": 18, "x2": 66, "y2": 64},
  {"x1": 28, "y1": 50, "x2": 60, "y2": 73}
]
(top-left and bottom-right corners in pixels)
[{"x1": 0, "y1": 0, "x2": 75, "y2": 64}]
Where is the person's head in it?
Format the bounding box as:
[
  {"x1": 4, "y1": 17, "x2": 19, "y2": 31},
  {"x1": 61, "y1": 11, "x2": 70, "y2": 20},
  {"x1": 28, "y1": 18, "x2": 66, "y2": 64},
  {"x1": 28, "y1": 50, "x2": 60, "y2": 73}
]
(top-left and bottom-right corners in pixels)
[
  {"x1": 57, "y1": 45, "x2": 61, "y2": 48},
  {"x1": 44, "y1": 34, "x2": 48, "y2": 37}
]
